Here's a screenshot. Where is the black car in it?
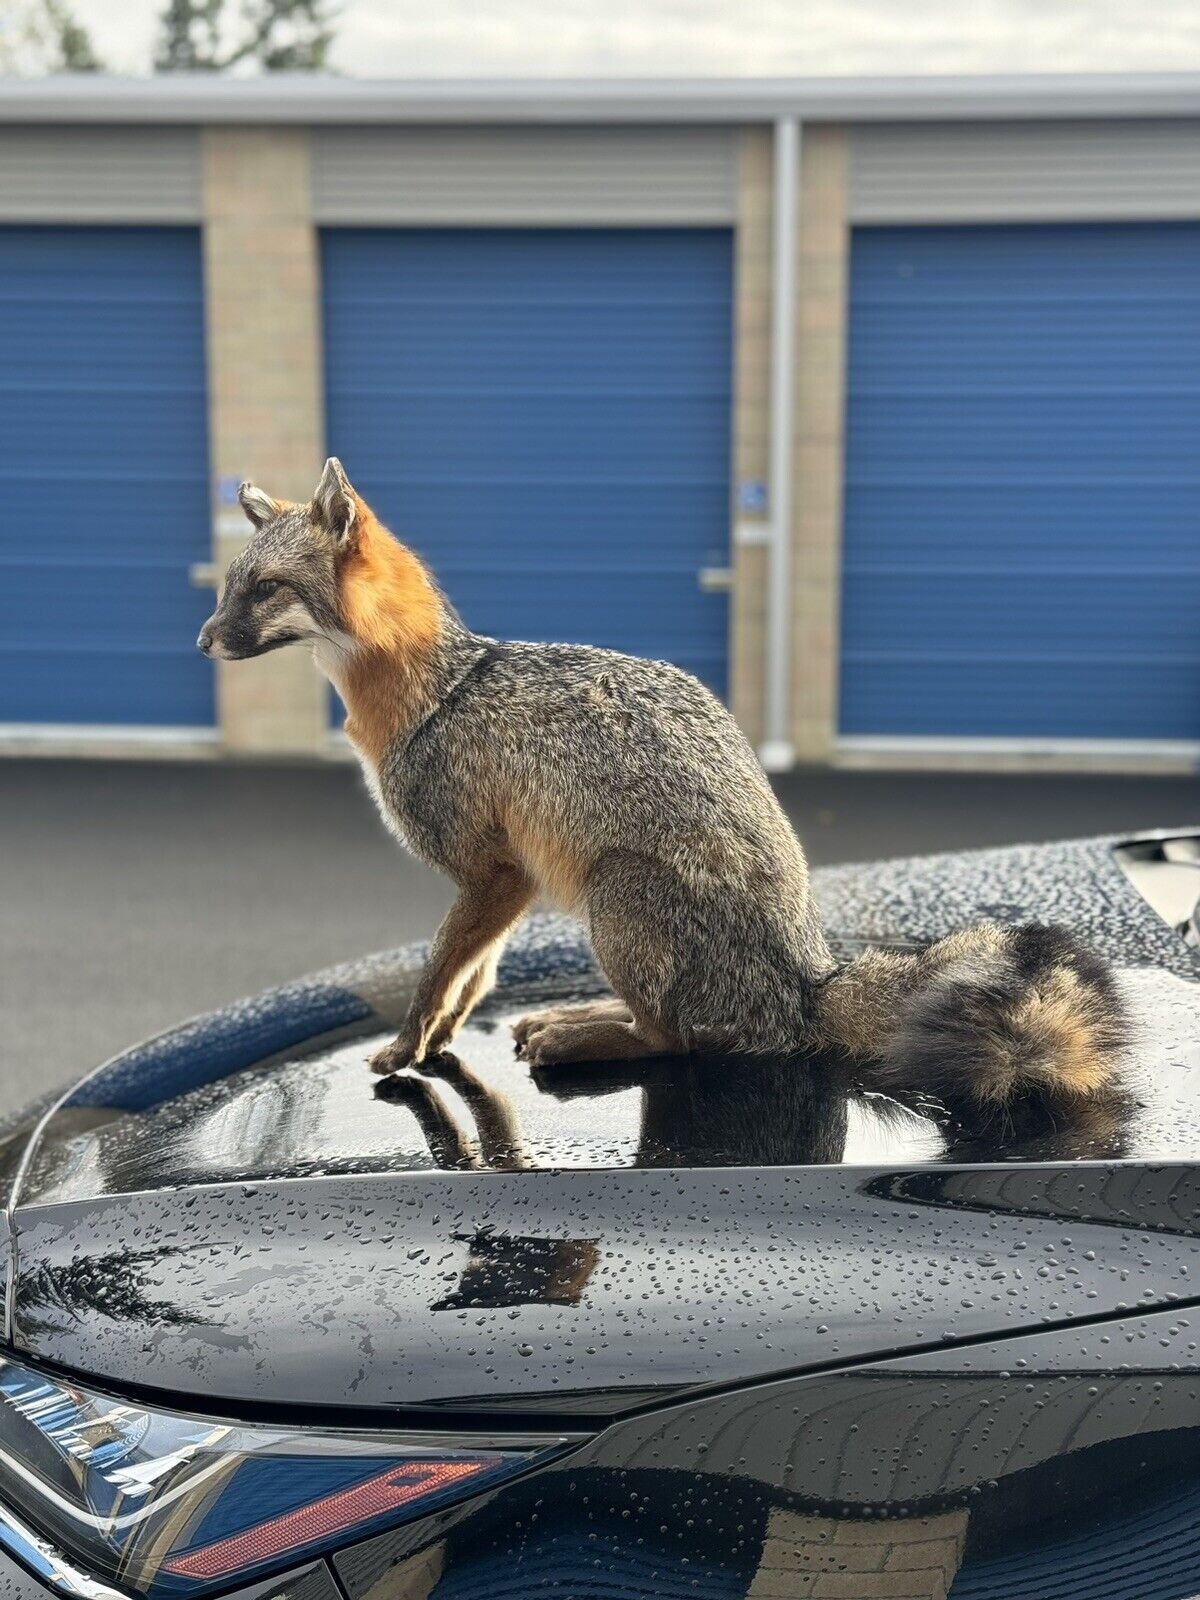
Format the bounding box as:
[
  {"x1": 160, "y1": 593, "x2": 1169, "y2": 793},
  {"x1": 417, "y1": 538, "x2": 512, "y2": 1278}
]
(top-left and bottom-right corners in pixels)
[{"x1": 1, "y1": 831, "x2": 1199, "y2": 1600}]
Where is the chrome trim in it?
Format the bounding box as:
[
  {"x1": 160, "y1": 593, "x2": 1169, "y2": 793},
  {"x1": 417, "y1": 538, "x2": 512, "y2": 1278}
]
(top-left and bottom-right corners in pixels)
[{"x1": 0, "y1": 1501, "x2": 129, "y2": 1600}]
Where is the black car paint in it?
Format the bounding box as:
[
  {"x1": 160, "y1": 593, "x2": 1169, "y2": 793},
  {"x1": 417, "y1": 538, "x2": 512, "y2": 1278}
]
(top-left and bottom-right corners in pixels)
[
  {"x1": 9, "y1": 1159, "x2": 1200, "y2": 1422},
  {"x1": 2, "y1": 835, "x2": 1199, "y2": 1598},
  {"x1": 14, "y1": 964, "x2": 1200, "y2": 1203},
  {"x1": 330, "y1": 1304, "x2": 1200, "y2": 1600}
]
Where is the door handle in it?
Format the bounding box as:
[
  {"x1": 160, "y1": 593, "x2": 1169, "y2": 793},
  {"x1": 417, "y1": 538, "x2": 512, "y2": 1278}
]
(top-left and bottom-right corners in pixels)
[{"x1": 698, "y1": 567, "x2": 733, "y2": 593}]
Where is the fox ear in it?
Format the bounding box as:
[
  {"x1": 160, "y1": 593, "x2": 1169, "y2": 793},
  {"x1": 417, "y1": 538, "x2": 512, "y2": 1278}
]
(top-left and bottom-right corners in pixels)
[
  {"x1": 313, "y1": 456, "x2": 357, "y2": 548},
  {"x1": 238, "y1": 482, "x2": 281, "y2": 529}
]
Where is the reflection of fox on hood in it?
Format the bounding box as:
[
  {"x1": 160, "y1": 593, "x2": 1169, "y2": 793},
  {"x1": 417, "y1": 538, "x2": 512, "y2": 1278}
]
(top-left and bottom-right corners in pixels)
[{"x1": 201, "y1": 458, "x2": 1127, "y2": 1116}]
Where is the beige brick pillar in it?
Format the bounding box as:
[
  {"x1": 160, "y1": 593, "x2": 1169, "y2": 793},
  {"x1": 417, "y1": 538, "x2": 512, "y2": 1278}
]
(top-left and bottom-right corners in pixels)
[
  {"x1": 730, "y1": 124, "x2": 849, "y2": 764},
  {"x1": 729, "y1": 126, "x2": 774, "y2": 746},
  {"x1": 202, "y1": 126, "x2": 329, "y2": 755},
  {"x1": 790, "y1": 125, "x2": 850, "y2": 764}
]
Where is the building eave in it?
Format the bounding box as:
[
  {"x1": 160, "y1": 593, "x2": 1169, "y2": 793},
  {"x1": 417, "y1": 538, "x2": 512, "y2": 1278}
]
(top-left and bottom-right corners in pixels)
[{"x1": 2, "y1": 72, "x2": 1200, "y2": 125}]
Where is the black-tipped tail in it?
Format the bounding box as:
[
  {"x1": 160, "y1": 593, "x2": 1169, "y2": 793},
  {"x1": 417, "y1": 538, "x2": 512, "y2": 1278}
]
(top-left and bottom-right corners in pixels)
[{"x1": 814, "y1": 922, "x2": 1127, "y2": 1113}]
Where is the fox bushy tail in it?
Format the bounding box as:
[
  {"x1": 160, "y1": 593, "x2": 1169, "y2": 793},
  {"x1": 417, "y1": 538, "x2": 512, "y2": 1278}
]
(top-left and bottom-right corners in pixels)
[{"x1": 811, "y1": 923, "x2": 1127, "y2": 1113}]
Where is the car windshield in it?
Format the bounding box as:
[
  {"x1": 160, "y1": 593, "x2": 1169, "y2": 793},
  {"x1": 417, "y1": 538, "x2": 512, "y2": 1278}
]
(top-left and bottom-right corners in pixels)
[{"x1": 1114, "y1": 834, "x2": 1200, "y2": 947}]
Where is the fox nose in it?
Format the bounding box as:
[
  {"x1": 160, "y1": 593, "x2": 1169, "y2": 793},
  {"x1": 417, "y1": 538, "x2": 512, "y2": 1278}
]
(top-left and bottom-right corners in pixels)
[{"x1": 197, "y1": 623, "x2": 215, "y2": 656}]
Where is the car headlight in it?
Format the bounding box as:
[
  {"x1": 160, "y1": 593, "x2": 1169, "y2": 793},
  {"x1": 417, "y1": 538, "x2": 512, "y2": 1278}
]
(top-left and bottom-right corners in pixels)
[{"x1": 0, "y1": 1353, "x2": 574, "y2": 1598}]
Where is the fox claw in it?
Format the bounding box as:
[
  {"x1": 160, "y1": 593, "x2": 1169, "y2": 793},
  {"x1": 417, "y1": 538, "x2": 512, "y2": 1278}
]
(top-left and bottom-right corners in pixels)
[
  {"x1": 369, "y1": 1036, "x2": 423, "y2": 1075},
  {"x1": 518, "y1": 1023, "x2": 568, "y2": 1068},
  {"x1": 511, "y1": 1009, "x2": 559, "y2": 1050}
]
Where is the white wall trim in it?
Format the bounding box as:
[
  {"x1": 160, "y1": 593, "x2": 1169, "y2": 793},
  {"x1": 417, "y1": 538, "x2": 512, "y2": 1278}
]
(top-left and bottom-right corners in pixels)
[
  {"x1": 835, "y1": 735, "x2": 1200, "y2": 775},
  {"x1": 0, "y1": 725, "x2": 220, "y2": 761},
  {"x1": 0, "y1": 725, "x2": 367, "y2": 763}
]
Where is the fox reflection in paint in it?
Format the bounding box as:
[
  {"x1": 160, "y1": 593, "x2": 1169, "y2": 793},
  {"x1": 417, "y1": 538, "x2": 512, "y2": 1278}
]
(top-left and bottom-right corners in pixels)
[{"x1": 374, "y1": 1034, "x2": 1134, "y2": 1181}]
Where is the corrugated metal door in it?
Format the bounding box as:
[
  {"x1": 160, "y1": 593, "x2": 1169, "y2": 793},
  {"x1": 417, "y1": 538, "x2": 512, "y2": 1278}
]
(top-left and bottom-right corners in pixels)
[
  {"x1": 0, "y1": 227, "x2": 212, "y2": 728},
  {"x1": 841, "y1": 223, "x2": 1200, "y2": 742},
  {"x1": 321, "y1": 228, "x2": 732, "y2": 698}
]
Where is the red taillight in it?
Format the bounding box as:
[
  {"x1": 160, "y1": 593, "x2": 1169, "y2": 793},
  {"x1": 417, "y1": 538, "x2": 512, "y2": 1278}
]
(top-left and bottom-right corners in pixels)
[{"x1": 164, "y1": 1459, "x2": 501, "y2": 1580}]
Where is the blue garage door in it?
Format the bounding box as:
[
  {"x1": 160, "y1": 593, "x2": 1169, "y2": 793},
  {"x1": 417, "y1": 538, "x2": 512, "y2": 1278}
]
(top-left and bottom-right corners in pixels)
[
  {"x1": 321, "y1": 228, "x2": 732, "y2": 698},
  {"x1": 0, "y1": 227, "x2": 212, "y2": 727},
  {"x1": 842, "y1": 223, "x2": 1200, "y2": 742}
]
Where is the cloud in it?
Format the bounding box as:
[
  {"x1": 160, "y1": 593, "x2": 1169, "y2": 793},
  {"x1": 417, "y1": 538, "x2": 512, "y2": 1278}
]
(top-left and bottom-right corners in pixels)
[
  {"x1": 337, "y1": 0, "x2": 1200, "y2": 76},
  {"x1": 65, "y1": 0, "x2": 1200, "y2": 77}
]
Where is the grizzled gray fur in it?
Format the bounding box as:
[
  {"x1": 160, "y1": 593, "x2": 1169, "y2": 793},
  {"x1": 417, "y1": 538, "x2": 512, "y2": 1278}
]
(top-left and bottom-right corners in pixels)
[{"x1": 200, "y1": 459, "x2": 1126, "y2": 1110}]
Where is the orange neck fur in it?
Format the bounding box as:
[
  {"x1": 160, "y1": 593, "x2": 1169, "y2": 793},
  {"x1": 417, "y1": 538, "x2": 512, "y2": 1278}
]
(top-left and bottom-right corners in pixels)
[{"x1": 337, "y1": 499, "x2": 444, "y2": 765}]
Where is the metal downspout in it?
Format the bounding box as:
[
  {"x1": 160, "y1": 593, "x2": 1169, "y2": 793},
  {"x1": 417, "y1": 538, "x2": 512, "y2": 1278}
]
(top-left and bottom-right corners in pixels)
[{"x1": 758, "y1": 114, "x2": 800, "y2": 773}]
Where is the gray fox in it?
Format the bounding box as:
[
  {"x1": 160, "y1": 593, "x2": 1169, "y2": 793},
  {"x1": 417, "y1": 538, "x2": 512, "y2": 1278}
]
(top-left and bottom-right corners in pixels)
[{"x1": 198, "y1": 459, "x2": 1126, "y2": 1114}]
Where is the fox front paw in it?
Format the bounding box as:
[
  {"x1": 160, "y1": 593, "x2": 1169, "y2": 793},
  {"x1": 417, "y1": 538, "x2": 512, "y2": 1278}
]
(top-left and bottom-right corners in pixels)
[{"x1": 369, "y1": 1032, "x2": 425, "y2": 1075}]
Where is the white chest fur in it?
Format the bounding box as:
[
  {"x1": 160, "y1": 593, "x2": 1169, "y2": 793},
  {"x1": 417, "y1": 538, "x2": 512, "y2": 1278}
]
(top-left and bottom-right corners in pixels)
[{"x1": 349, "y1": 743, "x2": 413, "y2": 852}]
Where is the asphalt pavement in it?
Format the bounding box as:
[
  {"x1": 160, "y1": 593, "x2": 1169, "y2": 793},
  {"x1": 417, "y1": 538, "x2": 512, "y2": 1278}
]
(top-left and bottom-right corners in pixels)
[{"x1": 2, "y1": 756, "x2": 1197, "y2": 1114}]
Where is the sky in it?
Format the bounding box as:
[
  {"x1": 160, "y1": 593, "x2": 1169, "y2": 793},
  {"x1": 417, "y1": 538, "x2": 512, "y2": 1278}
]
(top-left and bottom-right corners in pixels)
[{"x1": 61, "y1": 0, "x2": 1200, "y2": 77}]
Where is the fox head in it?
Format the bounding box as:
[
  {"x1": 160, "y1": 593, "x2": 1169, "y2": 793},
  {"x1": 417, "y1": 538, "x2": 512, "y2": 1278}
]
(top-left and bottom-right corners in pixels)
[{"x1": 197, "y1": 458, "x2": 441, "y2": 678}]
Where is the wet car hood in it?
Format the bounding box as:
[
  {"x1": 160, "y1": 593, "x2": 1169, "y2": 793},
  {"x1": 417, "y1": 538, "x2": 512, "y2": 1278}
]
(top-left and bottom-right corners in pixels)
[{"x1": 4, "y1": 835, "x2": 1200, "y2": 1420}]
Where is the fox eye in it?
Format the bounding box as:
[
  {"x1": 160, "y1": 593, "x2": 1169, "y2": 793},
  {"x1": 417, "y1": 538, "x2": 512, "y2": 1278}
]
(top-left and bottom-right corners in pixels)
[{"x1": 253, "y1": 578, "x2": 282, "y2": 601}]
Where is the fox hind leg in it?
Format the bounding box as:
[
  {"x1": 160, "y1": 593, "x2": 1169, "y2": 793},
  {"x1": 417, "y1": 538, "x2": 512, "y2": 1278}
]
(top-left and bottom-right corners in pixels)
[
  {"x1": 519, "y1": 1014, "x2": 675, "y2": 1069},
  {"x1": 523, "y1": 848, "x2": 761, "y2": 1071},
  {"x1": 512, "y1": 998, "x2": 633, "y2": 1052},
  {"x1": 517, "y1": 854, "x2": 686, "y2": 1068}
]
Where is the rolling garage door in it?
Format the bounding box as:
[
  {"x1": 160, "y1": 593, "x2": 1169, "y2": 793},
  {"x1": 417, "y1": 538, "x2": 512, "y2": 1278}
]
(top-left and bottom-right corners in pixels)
[
  {"x1": 0, "y1": 227, "x2": 212, "y2": 729},
  {"x1": 841, "y1": 223, "x2": 1200, "y2": 744},
  {"x1": 321, "y1": 228, "x2": 733, "y2": 697}
]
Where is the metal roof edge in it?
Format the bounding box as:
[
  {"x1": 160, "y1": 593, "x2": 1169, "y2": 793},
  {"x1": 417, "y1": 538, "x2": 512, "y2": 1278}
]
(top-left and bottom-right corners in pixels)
[{"x1": 1, "y1": 72, "x2": 1200, "y2": 125}]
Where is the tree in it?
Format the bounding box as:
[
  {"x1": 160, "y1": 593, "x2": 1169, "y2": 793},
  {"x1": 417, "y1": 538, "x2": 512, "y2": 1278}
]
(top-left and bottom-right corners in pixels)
[
  {"x1": 154, "y1": 0, "x2": 335, "y2": 73},
  {"x1": 0, "y1": 0, "x2": 103, "y2": 73},
  {"x1": 0, "y1": 0, "x2": 335, "y2": 74},
  {"x1": 154, "y1": 0, "x2": 221, "y2": 71},
  {"x1": 44, "y1": 0, "x2": 102, "y2": 68}
]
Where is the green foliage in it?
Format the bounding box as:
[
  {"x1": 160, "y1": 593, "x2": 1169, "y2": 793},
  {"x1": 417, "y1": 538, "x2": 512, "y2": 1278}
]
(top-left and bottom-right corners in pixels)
[
  {"x1": 44, "y1": 0, "x2": 102, "y2": 68},
  {"x1": 154, "y1": 0, "x2": 223, "y2": 70},
  {"x1": 0, "y1": 0, "x2": 104, "y2": 72},
  {"x1": 154, "y1": 0, "x2": 335, "y2": 72},
  {"x1": 0, "y1": 0, "x2": 335, "y2": 75}
]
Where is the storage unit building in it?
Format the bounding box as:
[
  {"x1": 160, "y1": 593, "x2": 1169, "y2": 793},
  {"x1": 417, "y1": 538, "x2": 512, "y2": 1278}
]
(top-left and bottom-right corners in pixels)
[
  {"x1": 3, "y1": 77, "x2": 1200, "y2": 770},
  {"x1": 0, "y1": 223, "x2": 211, "y2": 732},
  {"x1": 841, "y1": 220, "x2": 1200, "y2": 745},
  {"x1": 321, "y1": 225, "x2": 733, "y2": 697}
]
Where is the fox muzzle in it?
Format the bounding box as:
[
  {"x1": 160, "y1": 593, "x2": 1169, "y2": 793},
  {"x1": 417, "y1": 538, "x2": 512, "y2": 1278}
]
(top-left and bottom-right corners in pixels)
[
  {"x1": 197, "y1": 607, "x2": 304, "y2": 661},
  {"x1": 196, "y1": 615, "x2": 243, "y2": 659},
  {"x1": 196, "y1": 609, "x2": 251, "y2": 660}
]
